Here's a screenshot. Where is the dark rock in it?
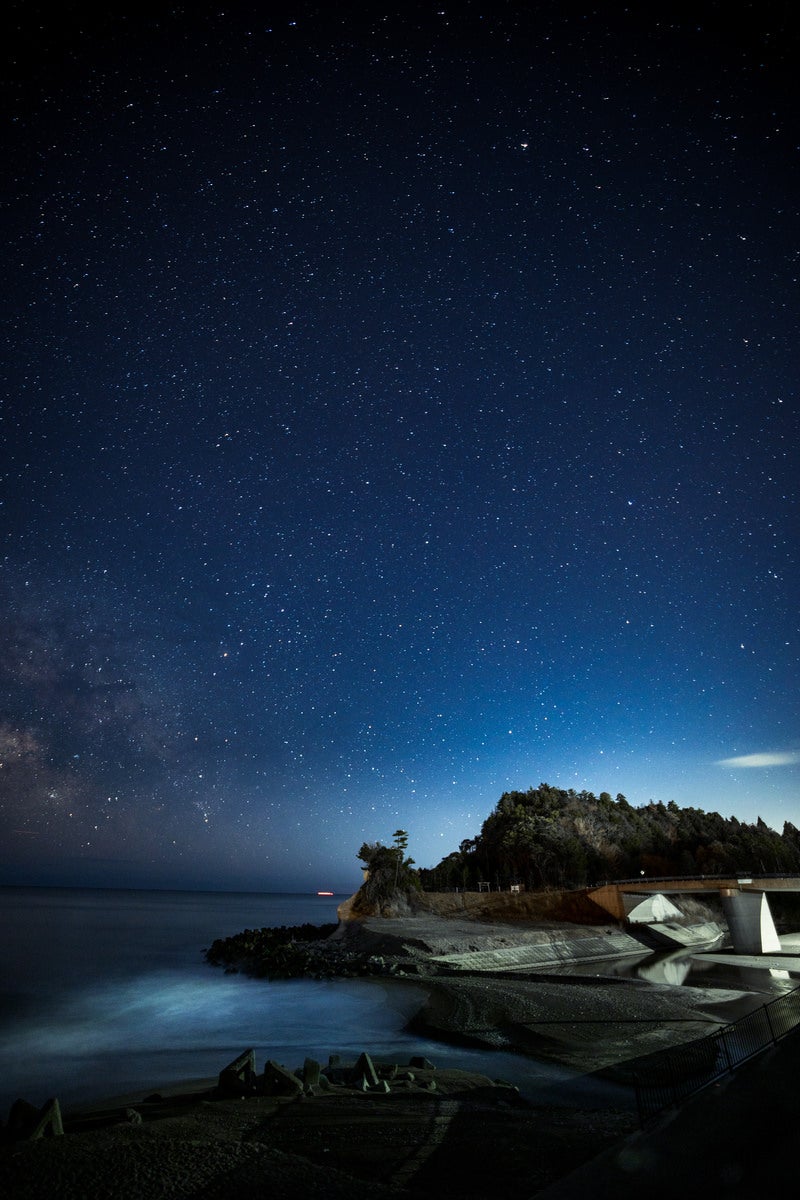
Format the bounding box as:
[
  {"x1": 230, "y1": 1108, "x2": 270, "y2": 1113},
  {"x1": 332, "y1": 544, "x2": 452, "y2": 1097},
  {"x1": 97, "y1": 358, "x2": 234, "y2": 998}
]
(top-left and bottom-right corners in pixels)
[
  {"x1": 302, "y1": 1057, "x2": 322, "y2": 1094},
  {"x1": 263, "y1": 1059, "x2": 303, "y2": 1097},
  {"x1": 349, "y1": 1052, "x2": 379, "y2": 1087},
  {"x1": 7, "y1": 1098, "x2": 64, "y2": 1141},
  {"x1": 6, "y1": 1099, "x2": 39, "y2": 1140},
  {"x1": 217, "y1": 1048, "x2": 257, "y2": 1096}
]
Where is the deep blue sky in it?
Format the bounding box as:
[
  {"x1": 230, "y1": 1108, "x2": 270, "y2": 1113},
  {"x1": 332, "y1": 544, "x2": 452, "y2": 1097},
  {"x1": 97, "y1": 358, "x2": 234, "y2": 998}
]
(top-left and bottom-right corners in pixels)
[{"x1": 2, "y1": 1, "x2": 798, "y2": 893}]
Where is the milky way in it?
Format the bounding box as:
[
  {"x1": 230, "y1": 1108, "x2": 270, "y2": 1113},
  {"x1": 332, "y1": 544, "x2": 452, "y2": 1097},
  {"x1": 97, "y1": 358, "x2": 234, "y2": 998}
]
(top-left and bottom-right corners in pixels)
[{"x1": 2, "y1": 2, "x2": 797, "y2": 891}]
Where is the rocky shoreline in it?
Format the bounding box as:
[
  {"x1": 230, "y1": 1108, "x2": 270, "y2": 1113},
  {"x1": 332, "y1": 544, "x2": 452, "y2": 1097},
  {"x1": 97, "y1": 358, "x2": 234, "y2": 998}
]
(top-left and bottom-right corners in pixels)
[{"x1": 203, "y1": 908, "x2": 763, "y2": 1073}]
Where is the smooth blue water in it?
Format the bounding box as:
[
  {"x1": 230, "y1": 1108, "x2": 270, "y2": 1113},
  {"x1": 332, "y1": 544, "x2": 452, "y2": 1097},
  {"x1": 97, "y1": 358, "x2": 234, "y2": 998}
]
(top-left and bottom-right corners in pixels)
[{"x1": 0, "y1": 887, "x2": 607, "y2": 1115}]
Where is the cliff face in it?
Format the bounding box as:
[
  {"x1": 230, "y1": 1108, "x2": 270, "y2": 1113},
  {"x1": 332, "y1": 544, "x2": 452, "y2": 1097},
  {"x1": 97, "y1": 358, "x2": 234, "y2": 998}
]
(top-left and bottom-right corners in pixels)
[{"x1": 338, "y1": 888, "x2": 611, "y2": 925}]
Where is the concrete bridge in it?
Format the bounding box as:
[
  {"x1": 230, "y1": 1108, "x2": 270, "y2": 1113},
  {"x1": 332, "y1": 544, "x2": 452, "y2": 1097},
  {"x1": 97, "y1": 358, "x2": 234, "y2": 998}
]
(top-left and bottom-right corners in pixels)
[{"x1": 589, "y1": 875, "x2": 800, "y2": 954}]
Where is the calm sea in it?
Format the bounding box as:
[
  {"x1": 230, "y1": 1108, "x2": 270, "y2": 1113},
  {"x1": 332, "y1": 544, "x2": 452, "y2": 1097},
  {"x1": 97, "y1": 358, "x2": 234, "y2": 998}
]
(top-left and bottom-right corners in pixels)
[{"x1": 0, "y1": 887, "x2": 599, "y2": 1114}]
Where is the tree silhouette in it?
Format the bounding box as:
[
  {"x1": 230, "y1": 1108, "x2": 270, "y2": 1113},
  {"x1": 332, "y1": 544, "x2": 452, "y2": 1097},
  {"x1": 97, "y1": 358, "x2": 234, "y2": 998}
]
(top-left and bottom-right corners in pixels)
[{"x1": 418, "y1": 784, "x2": 800, "y2": 891}]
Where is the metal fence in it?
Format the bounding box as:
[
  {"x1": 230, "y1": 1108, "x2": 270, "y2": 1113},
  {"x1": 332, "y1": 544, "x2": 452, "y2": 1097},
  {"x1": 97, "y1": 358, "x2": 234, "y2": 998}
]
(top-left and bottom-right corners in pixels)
[{"x1": 634, "y1": 984, "x2": 800, "y2": 1126}]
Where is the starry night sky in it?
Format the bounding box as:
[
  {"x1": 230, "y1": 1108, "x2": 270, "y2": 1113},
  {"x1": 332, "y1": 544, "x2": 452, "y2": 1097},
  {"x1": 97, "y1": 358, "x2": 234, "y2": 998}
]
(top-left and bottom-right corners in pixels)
[{"x1": 2, "y1": 2, "x2": 798, "y2": 893}]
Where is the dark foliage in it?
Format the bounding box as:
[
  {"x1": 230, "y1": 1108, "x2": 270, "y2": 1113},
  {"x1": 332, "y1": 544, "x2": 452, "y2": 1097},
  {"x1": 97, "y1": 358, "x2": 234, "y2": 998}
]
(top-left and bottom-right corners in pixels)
[
  {"x1": 352, "y1": 835, "x2": 420, "y2": 913},
  {"x1": 418, "y1": 784, "x2": 800, "y2": 892}
]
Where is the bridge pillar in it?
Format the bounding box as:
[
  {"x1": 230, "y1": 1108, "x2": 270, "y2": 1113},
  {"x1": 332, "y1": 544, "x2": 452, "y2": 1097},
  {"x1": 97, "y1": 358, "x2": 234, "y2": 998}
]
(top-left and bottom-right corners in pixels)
[{"x1": 719, "y1": 889, "x2": 781, "y2": 954}]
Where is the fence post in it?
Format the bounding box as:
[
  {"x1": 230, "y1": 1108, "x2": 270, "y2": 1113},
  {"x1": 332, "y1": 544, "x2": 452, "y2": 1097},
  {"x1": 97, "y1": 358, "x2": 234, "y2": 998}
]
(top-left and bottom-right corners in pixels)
[
  {"x1": 764, "y1": 1001, "x2": 777, "y2": 1046},
  {"x1": 634, "y1": 1075, "x2": 647, "y2": 1129},
  {"x1": 668, "y1": 1045, "x2": 680, "y2": 1109},
  {"x1": 719, "y1": 1027, "x2": 734, "y2": 1074}
]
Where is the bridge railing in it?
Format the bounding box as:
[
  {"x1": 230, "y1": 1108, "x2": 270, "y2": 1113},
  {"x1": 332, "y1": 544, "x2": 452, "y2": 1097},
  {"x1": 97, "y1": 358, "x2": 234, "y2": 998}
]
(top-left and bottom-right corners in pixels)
[
  {"x1": 634, "y1": 984, "x2": 800, "y2": 1126},
  {"x1": 595, "y1": 871, "x2": 796, "y2": 887}
]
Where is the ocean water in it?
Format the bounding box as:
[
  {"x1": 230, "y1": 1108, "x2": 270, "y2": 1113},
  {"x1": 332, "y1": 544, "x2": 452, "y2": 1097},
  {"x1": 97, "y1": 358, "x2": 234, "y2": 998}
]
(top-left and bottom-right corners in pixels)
[{"x1": 0, "y1": 887, "x2": 600, "y2": 1115}]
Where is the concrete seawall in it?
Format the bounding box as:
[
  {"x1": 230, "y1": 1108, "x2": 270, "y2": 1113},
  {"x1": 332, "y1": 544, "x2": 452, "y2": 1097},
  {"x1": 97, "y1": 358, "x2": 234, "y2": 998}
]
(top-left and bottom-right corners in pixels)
[{"x1": 429, "y1": 929, "x2": 647, "y2": 972}]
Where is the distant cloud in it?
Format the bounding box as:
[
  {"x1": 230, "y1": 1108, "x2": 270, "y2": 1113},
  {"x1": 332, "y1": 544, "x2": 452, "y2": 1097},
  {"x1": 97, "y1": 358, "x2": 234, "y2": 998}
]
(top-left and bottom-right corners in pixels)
[{"x1": 716, "y1": 751, "x2": 800, "y2": 769}]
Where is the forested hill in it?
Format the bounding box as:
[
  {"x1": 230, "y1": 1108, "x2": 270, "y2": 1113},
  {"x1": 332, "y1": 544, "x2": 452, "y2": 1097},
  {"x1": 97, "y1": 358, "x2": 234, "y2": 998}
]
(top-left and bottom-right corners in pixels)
[{"x1": 418, "y1": 784, "x2": 800, "y2": 892}]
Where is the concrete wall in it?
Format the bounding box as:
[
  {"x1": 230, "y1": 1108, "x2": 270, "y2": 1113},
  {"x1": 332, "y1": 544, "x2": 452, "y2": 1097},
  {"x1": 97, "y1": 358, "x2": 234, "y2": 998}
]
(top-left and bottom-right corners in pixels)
[{"x1": 338, "y1": 887, "x2": 612, "y2": 924}]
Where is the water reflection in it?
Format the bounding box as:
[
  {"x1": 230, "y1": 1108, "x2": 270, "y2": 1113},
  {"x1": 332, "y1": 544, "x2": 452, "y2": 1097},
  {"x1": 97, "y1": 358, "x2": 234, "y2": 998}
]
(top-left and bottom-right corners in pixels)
[
  {"x1": 555, "y1": 933, "x2": 800, "y2": 997},
  {"x1": 636, "y1": 951, "x2": 692, "y2": 986}
]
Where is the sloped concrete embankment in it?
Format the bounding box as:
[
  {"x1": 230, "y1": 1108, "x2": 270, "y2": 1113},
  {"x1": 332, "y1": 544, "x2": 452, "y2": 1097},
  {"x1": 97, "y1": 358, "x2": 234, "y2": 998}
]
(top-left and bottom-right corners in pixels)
[{"x1": 428, "y1": 929, "x2": 646, "y2": 973}]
